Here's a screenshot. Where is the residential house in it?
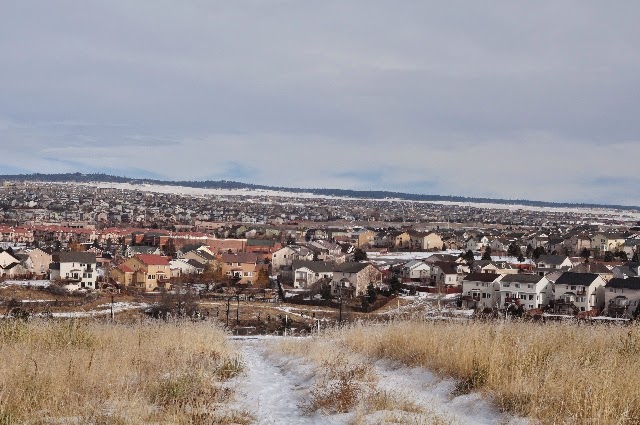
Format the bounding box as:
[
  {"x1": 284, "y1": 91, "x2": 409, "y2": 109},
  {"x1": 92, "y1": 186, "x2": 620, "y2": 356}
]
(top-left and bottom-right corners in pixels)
[
  {"x1": 605, "y1": 277, "x2": 640, "y2": 318},
  {"x1": 592, "y1": 233, "x2": 626, "y2": 253},
  {"x1": 271, "y1": 245, "x2": 314, "y2": 273},
  {"x1": 110, "y1": 254, "x2": 171, "y2": 292},
  {"x1": 292, "y1": 261, "x2": 334, "y2": 289},
  {"x1": 553, "y1": 272, "x2": 606, "y2": 312},
  {"x1": 461, "y1": 273, "x2": 502, "y2": 309},
  {"x1": 535, "y1": 255, "x2": 573, "y2": 270},
  {"x1": 50, "y1": 252, "x2": 98, "y2": 289},
  {"x1": 170, "y1": 259, "x2": 205, "y2": 276},
  {"x1": 430, "y1": 261, "x2": 461, "y2": 287},
  {"x1": 400, "y1": 259, "x2": 431, "y2": 282},
  {"x1": 409, "y1": 231, "x2": 444, "y2": 251},
  {"x1": 393, "y1": 231, "x2": 411, "y2": 249},
  {"x1": 26, "y1": 247, "x2": 52, "y2": 277},
  {"x1": 220, "y1": 252, "x2": 263, "y2": 285},
  {"x1": 497, "y1": 274, "x2": 553, "y2": 310},
  {"x1": 331, "y1": 263, "x2": 382, "y2": 298}
]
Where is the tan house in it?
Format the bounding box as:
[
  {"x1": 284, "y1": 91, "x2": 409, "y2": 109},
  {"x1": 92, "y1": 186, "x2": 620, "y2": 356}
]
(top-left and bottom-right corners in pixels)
[
  {"x1": 111, "y1": 254, "x2": 171, "y2": 292},
  {"x1": 220, "y1": 252, "x2": 264, "y2": 285},
  {"x1": 27, "y1": 248, "x2": 52, "y2": 277},
  {"x1": 592, "y1": 233, "x2": 626, "y2": 253},
  {"x1": 331, "y1": 262, "x2": 382, "y2": 297},
  {"x1": 409, "y1": 231, "x2": 444, "y2": 251},
  {"x1": 393, "y1": 231, "x2": 411, "y2": 249}
]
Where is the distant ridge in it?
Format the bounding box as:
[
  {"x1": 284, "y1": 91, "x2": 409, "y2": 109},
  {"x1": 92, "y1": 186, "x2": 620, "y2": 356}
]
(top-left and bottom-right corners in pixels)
[{"x1": 1, "y1": 172, "x2": 638, "y2": 211}]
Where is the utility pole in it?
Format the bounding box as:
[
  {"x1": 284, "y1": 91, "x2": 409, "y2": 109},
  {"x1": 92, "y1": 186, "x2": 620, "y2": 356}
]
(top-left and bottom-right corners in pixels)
[
  {"x1": 110, "y1": 295, "x2": 115, "y2": 321},
  {"x1": 236, "y1": 295, "x2": 240, "y2": 325},
  {"x1": 226, "y1": 297, "x2": 230, "y2": 327}
]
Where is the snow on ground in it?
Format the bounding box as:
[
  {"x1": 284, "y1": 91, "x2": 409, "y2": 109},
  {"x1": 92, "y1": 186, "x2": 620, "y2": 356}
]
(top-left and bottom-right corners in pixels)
[
  {"x1": 51, "y1": 301, "x2": 149, "y2": 318},
  {"x1": 372, "y1": 360, "x2": 529, "y2": 425},
  {"x1": 231, "y1": 337, "x2": 530, "y2": 425},
  {"x1": 231, "y1": 337, "x2": 347, "y2": 425},
  {"x1": 0, "y1": 280, "x2": 51, "y2": 288}
]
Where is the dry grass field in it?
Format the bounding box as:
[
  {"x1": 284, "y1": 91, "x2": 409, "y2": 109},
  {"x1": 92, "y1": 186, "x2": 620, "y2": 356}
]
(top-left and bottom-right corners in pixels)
[
  {"x1": 0, "y1": 319, "x2": 249, "y2": 424},
  {"x1": 283, "y1": 319, "x2": 640, "y2": 425}
]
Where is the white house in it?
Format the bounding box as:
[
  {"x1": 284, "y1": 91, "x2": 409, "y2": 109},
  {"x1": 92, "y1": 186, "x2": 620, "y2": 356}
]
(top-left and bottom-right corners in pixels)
[
  {"x1": 401, "y1": 260, "x2": 431, "y2": 281},
  {"x1": 604, "y1": 277, "x2": 640, "y2": 318},
  {"x1": 535, "y1": 255, "x2": 573, "y2": 270},
  {"x1": 461, "y1": 273, "x2": 502, "y2": 309},
  {"x1": 50, "y1": 252, "x2": 98, "y2": 289},
  {"x1": 498, "y1": 274, "x2": 553, "y2": 310},
  {"x1": 292, "y1": 260, "x2": 333, "y2": 289},
  {"x1": 553, "y1": 272, "x2": 606, "y2": 312},
  {"x1": 271, "y1": 245, "x2": 313, "y2": 272}
]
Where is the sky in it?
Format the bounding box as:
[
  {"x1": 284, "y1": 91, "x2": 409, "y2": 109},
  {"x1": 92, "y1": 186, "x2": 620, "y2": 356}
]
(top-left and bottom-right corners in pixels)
[{"x1": 1, "y1": 1, "x2": 639, "y2": 206}]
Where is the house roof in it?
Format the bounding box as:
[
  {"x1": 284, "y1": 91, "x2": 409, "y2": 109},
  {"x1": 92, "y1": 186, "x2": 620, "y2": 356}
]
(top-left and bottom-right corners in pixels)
[
  {"x1": 334, "y1": 262, "x2": 371, "y2": 273},
  {"x1": 463, "y1": 273, "x2": 500, "y2": 282},
  {"x1": 135, "y1": 254, "x2": 170, "y2": 266},
  {"x1": 54, "y1": 251, "x2": 97, "y2": 264},
  {"x1": 221, "y1": 252, "x2": 258, "y2": 264},
  {"x1": 500, "y1": 274, "x2": 544, "y2": 284},
  {"x1": 433, "y1": 261, "x2": 458, "y2": 274},
  {"x1": 247, "y1": 239, "x2": 276, "y2": 247},
  {"x1": 555, "y1": 272, "x2": 600, "y2": 286},
  {"x1": 570, "y1": 263, "x2": 611, "y2": 274},
  {"x1": 118, "y1": 264, "x2": 134, "y2": 273},
  {"x1": 537, "y1": 255, "x2": 569, "y2": 265},
  {"x1": 185, "y1": 259, "x2": 206, "y2": 269},
  {"x1": 292, "y1": 260, "x2": 334, "y2": 273},
  {"x1": 607, "y1": 277, "x2": 640, "y2": 290}
]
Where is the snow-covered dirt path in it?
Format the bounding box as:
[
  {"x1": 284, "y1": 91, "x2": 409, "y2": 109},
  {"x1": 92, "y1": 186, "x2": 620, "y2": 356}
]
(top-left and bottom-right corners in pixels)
[
  {"x1": 231, "y1": 337, "x2": 530, "y2": 425},
  {"x1": 231, "y1": 337, "x2": 348, "y2": 425}
]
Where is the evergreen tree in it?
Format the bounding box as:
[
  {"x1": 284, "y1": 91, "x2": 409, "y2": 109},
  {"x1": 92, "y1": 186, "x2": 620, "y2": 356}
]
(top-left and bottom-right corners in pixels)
[
  {"x1": 604, "y1": 251, "x2": 614, "y2": 262},
  {"x1": 367, "y1": 283, "x2": 377, "y2": 303},
  {"x1": 353, "y1": 248, "x2": 368, "y2": 262},
  {"x1": 482, "y1": 246, "x2": 492, "y2": 261}
]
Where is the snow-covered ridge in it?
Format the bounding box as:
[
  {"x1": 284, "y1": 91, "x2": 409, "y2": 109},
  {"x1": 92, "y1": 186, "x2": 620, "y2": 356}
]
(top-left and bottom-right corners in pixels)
[{"x1": 69, "y1": 181, "x2": 640, "y2": 217}]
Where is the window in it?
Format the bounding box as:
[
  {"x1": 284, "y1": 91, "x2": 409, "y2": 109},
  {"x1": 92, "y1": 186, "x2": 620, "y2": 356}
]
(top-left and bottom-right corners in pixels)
[
  {"x1": 515, "y1": 284, "x2": 520, "y2": 288},
  {"x1": 503, "y1": 283, "x2": 510, "y2": 287}
]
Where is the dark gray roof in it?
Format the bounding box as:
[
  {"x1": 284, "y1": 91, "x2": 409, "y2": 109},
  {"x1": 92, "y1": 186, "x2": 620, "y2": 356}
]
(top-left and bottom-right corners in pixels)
[
  {"x1": 555, "y1": 272, "x2": 599, "y2": 286},
  {"x1": 185, "y1": 259, "x2": 205, "y2": 269},
  {"x1": 537, "y1": 255, "x2": 569, "y2": 265},
  {"x1": 292, "y1": 260, "x2": 334, "y2": 273},
  {"x1": 463, "y1": 273, "x2": 500, "y2": 282},
  {"x1": 607, "y1": 278, "x2": 640, "y2": 290},
  {"x1": 53, "y1": 251, "x2": 96, "y2": 264},
  {"x1": 500, "y1": 274, "x2": 545, "y2": 284},
  {"x1": 334, "y1": 262, "x2": 371, "y2": 273}
]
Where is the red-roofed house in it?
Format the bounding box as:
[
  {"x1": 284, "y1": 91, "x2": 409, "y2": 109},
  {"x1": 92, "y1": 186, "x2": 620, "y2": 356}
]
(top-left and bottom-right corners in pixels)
[{"x1": 111, "y1": 254, "x2": 171, "y2": 291}]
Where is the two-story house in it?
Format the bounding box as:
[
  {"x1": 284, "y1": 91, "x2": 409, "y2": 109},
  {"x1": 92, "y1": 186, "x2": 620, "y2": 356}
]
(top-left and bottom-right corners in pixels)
[
  {"x1": 111, "y1": 254, "x2": 171, "y2": 292},
  {"x1": 331, "y1": 263, "x2": 382, "y2": 298},
  {"x1": 553, "y1": 272, "x2": 606, "y2": 312},
  {"x1": 50, "y1": 251, "x2": 98, "y2": 289}
]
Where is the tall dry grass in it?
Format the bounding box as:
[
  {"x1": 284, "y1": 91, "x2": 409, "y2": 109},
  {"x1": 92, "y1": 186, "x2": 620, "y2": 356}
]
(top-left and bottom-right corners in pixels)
[
  {"x1": 0, "y1": 319, "x2": 249, "y2": 424},
  {"x1": 318, "y1": 320, "x2": 640, "y2": 425}
]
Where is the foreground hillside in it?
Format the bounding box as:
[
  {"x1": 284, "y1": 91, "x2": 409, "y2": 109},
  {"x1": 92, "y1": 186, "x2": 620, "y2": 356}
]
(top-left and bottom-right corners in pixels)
[
  {"x1": 3, "y1": 318, "x2": 639, "y2": 424},
  {"x1": 283, "y1": 320, "x2": 640, "y2": 425},
  {"x1": 0, "y1": 320, "x2": 248, "y2": 424}
]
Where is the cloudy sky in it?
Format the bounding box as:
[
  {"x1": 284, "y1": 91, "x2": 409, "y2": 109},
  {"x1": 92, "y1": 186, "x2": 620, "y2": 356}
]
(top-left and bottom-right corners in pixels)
[{"x1": 1, "y1": 1, "x2": 639, "y2": 205}]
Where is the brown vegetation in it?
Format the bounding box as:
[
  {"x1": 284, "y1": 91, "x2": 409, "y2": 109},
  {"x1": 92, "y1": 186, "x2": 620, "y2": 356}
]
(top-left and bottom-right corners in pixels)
[
  {"x1": 303, "y1": 320, "x2": 640, "y2": 425},
  {"x1": 0, "y1": 319, "x2": 249, "y2": 424}
]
